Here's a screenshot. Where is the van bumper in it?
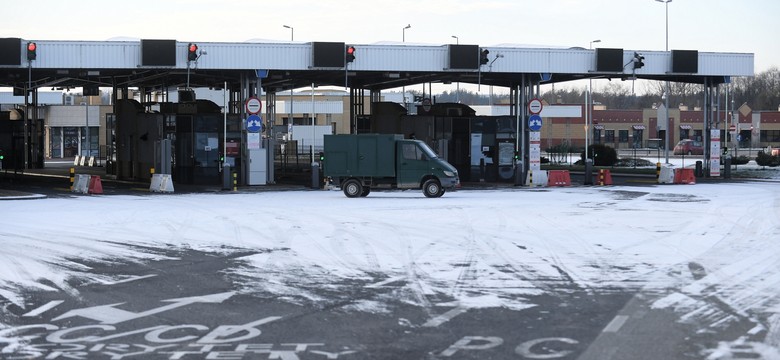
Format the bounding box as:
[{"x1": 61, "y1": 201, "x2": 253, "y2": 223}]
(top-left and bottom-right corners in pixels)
[{"x1": 441, "y1": 176, "x2": 460, "y2": 189}]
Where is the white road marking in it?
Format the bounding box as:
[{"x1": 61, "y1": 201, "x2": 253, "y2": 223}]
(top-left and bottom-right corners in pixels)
[
  {"x1": 22, "y1": 300, "x2": 64, "y2": 317},
  {"x1": 101, "y1": 274, "x2": 157, "y2": 285},
  {"x1": 602, "y1": 314, "x2": 629, "y2": 333},
  {"x1": 423, "y1": 306, "x2": 469, "y2": 327},
  {"x1": 53, "y1": 291, "x2": 236, "y2": 324},
  {"x1": 365, "y1": 276, "x2": 405, "y2": 288}
]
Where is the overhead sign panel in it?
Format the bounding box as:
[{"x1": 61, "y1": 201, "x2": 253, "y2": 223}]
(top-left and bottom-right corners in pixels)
[
  {"x1": 448, "y1": 44, "x2": 479, "y2": 70},
  {"x1": 312, "y1": 42, "x2": 346, "y2": 68},
  {"x1": 141, "y1": 39, "x2": 176, "y2": 67},
  {"x1": 672, "y1": 50, "x2": 699, "y2": 73},
  {"x1": 0, "y1": 38, "x2": 22, "y2": 66},
  {"x1": 595, "y1": 48, "x2": 624, "y2": 72}
]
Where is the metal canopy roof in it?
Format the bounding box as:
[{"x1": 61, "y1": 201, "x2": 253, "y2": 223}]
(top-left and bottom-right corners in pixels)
[{"x1": 0, "y1": 39, "x2": 754, "y2": 93}]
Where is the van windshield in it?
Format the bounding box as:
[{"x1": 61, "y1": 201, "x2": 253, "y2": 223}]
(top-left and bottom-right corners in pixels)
[{"x1": 417, "y1": 142, "x2": 439, "y2": 159}]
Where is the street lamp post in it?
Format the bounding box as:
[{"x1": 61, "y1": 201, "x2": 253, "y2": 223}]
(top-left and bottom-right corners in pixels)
[
  {"x1": 586, "y1": 39, "x2": 600, "y2": 161},
  {"x1": 402, "y1": 24, "x2": 411, "y2": 108},
  {"x1": 283, "y1": 25, "x2": 294, "y2": 41},
  {"x1": 656, "y1": 0, "x2": 672, "y2": 163},
  {"x1": 283, "y1": 25, "x2": 294, "y2": 135},
  {"x1": 84, "y1": 101, "x2": 89, "y2": 158},
  {"x1": 452, "y1": 35, "x2": 460, "y2": 103}
]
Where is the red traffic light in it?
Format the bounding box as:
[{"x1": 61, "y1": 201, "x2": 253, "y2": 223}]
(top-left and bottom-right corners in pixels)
[
  {"x1": 346, "y1": 45, "x2": 356, "y2": 63},
  {"x1": 187, "y1": 43, "x2": 198, "y2": 61},
  {"x1": 26, "y1": 42, "x2": 37, "y2": 61}
]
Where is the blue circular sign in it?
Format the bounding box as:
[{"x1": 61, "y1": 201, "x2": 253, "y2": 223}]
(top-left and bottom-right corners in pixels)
[
  {"x1": 246, "y1": 114, "x2": 263, "y2": 132},
  {"x1": 528, "y1": 114, "x2": 543, "y2": 131}
]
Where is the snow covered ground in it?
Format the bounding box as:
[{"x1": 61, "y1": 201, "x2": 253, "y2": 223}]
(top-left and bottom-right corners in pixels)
[{"x1": 1, "y1": 176, "x2": 780, "y2": 358}]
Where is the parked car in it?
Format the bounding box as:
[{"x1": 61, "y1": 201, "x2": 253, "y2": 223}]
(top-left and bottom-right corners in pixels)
[{"x1": 673, "y1": 139, "x2": 704, "y2": 155}]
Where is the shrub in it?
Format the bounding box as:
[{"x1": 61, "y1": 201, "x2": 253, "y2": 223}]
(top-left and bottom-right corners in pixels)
[
  {"x1": 755, "y1": 151, "x2": 780, "y2": 167},
  {"x1": 731, "y1": 155, "x2": 750, "y2": 165},
  {"x1": 580, "y1": 144, "x2": 618, "y2": 166}
]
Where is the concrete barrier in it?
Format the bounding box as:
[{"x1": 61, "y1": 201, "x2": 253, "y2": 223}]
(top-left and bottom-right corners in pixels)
[
  {"x1": 674, "y1": 168, "x2": 696, "y2": 184},
  {"x1": 71, "y1": 174, "x2": 91, "y2": 194},
  {"x1": 658, "y1": 165, "x2": 675, "y2": 184},
  {"x1": 525, "y1": 170, "x2": 548, "y2": 187},
  {"x1": 547, "y1": 170, "x2": 572, "y2": 187},
  {"x1": 150, "y1": 174, "x2": 175, "y2": 193},
  {"x1": 88, "y1": 175, "x2": 103, "y2": 194}
]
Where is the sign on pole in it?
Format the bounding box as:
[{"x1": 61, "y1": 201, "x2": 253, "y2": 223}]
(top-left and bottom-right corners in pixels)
[
  {"x1": 528, "y1": 98, "x2": 543, "y2": 114},
  {"x1": 710, "y1": 129, "x2": 721, "y2": 177},
  {"x1": 422, "y1": 98, "x2": 432, "y2": 112},
  {"x1": 528, "y1": 114, "x2": 543, "y2": 131},
  {"x1": 246, "y1": 114, "x2": 263, "y2": 133},
  {"x1": 245, "y1": 97, "x2": 262, "y2": 115}
]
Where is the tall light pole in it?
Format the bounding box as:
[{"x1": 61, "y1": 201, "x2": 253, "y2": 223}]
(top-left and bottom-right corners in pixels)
[
  {"x1": 586, "y1": 39, "x2": 601, "y2": 162},
  {"x1": 402, "y1": 24, "x2": 411, "y2": 108},
  {"x1": 452, "y1": 35, "x2": 460, "y2": 103},
  {"x1": 283, "y1": 25, "x2": 294, "y2": 134},
  {"x1": 283, "y1": 25, "x2": 294, "y2": 41},
  {"x1": 656, "y1": 0, "x2": 672, "y2": 163}
]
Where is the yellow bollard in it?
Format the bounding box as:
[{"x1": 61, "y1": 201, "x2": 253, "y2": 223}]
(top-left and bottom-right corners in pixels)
[
  {"x1": 232, "y1": 172, "x2": 237, "y2": 191},
  {"x1": 69, "y1": 168, "x2": 75, "y2": 190}
]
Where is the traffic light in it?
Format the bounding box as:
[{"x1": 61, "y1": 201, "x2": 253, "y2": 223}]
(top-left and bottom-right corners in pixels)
[
  {"x1": 187, "y1": 43, "x2": 198, "y2": 61},
  {"x1": 633, "y1": 52, "x2": 645, "y2": 69},
  {"x1": 513, "y1": 150, "x2": 520, "y2": 161},
  {"x1": 0, "y1": 149, "x2": 4, "y2": 161},
  {"x1": 318, "y1": 152, "x2": 325, "y2": 162},
  {"x1": 26, "y1": 42, "x2": 37, "y2": 61},
  {"x1": 345, "y1": 45, "x2": 356, "y2": 63},
  {"x1": 480, "y1": 48, "x2": 490, "y2": 65}
]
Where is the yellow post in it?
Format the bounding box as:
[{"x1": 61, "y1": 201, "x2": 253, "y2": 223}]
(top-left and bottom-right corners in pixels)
[
  {"x1": 232, "y1": 172, "x2": 237, "y2": 191},
  {"x1": 656, "y1": 162, "x2": 661, "y2": 181},
  {"x1": 69, "y1": 167, "x2": 75, "y2": 190}
]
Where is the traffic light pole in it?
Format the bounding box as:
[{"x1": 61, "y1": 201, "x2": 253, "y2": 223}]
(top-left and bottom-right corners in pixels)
[{"x1": 25, "y1": 60, "x2": 31, "y2": 169}]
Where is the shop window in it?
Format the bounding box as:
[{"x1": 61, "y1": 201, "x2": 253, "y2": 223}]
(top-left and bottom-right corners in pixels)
[
  {"x1": 604, "y1": 130, "x2": 615, "y2": 143},
  {"x1": 618, "y1": 130, "x2": 629, "y2": 143}
]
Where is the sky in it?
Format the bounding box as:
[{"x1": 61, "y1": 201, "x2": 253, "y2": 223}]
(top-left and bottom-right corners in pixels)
[
  {"x1": 1, "y1": 172, "x2": 780, "y2": 357},
  {"x1": 3, "y1": 0, "x2": 778, "y2": 74}
]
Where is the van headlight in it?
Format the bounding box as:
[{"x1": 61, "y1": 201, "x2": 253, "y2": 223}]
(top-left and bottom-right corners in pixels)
[{"x1": 443, "y1": 170, "x2": 456, "y2": 177}]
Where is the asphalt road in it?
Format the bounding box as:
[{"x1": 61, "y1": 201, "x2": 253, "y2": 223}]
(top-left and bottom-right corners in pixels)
[{"x1": 0, "y1": 247, "x2": 758, "y2": 360}]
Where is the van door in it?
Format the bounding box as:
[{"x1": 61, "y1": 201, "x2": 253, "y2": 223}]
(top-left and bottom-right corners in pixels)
[{"x1": 396, "y1": 141, "x2": 430, "y2": 188}]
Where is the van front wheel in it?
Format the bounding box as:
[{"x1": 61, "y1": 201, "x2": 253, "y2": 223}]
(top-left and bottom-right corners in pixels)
[
  {"x1": 343, "y1": 179, "x2": 363, "y2": 198},
  {"x1": 423, "y1": 179, "x2": 443, "y2": 198}
]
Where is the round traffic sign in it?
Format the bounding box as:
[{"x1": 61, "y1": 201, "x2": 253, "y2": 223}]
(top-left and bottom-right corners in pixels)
[
  {"x1": 528, "y1": 98, "x2": 543, "y2": 114},
  {"x1": 246, "y1": 114, "x2": 263, "y2": 132},
  {"x1": 528, "y1": 114, "x2": 543, "y2": 131},
  {"x1": 422, "y1": 98, "x2": 432, "y2": 112},
  {"x1": 245, "y1": 97, "x2": 262, "y2": 115}
]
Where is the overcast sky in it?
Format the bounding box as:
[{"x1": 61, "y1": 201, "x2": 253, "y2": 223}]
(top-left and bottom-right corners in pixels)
[{"x1": 2, "y1": 0, "x2": 775, "y2": 96}]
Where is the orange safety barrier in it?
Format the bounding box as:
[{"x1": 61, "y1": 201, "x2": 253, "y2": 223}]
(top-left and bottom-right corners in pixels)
[
  {"x1": 547, "y1": 170, "x2": 571, "y2": 187},
  {"x1": 598, "y1": 169, "x2": 613, "y2": 186},
  {"x1": 88, "y1": 175, "x2": 104, "y2": 194},
  {"x1": 673, "y1": 168, "x2": 696, "y2": 184}
]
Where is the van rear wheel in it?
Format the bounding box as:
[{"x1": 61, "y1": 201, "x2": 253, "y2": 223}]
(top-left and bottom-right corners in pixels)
[
  {"x1": 423, "y1": 179, "x2": 443, "y2": 198},
  {"x1": 343, "y1": 179, "x2": 363, "y2": 198}
]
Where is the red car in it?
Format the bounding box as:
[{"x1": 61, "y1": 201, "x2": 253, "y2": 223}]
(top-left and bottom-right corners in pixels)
[{"x1": 673, "y1": 139, "x2": 704, "y2": 155}]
